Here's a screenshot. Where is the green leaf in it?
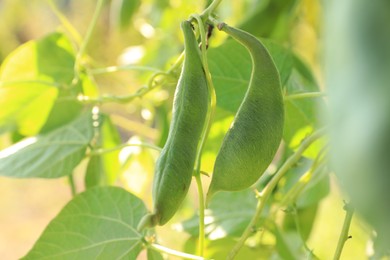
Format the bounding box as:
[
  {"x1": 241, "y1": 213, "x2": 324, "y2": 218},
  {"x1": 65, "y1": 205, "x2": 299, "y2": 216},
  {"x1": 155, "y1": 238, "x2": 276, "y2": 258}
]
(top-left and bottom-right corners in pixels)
[
  {"x1": 208, "y1": 39, "x2": 293, "y2": 114},
  {"x1": 0, "y1": 112, "x2": 94, "y2": 178},
  {"x1": 0, "y1": 32, "x2": 79, "y2": 135},
  {"x1": 22, "y1": 186, "x2": 147, "y2": 260},
  {"x1": 239, "y1": 0, "x2": 299, "y2": 40},
  {"x1": 111, "y1": 0, "x2": 141, "y2": 30},
  {"x1": 40, "y1": 87, "x2": 83, "y2": 133},
  {"x1": 179, "y1": 187, "x2": 268, "y2": 239}
]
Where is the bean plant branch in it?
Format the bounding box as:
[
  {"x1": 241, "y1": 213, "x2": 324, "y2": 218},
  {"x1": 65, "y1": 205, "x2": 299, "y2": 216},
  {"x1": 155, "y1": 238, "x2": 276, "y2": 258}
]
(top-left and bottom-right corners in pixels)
[
  {"x1": 201, "y1": 0, "x2": 224, "y2": 20},
  {"x1": 190, "y1": 14, "x2": 217, "y2": 257},
  {"x1": 73, "y1": 72, "x2": 171, "y2": 105},
  {"x1": 73, "y1": 0, "x2": 106, "y2": 83},
  {"x1": 333, "y1": 203, "x2": 354, "y2": 260},
  {"x1": 46, "y1": 0, "x2": 82, "y2": 45},
  {"x1": 148, "y1": 243, "x2": 208, "y2": 260},
  {"x1": 194, "y1": 175, "x2": 206, "y2": 256},
  {"x1": 227, "y1": 128, "x2": 326, "y2": 259}
]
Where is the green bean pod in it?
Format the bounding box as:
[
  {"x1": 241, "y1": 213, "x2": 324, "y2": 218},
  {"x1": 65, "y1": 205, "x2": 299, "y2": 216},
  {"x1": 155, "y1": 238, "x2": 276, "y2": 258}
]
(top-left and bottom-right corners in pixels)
[
  {"x1": 139, "y1": 20, "x2": 208, "y2": 228},
  {"x1": 207, "y1": 23, "x2": 284, "y2": 200}
]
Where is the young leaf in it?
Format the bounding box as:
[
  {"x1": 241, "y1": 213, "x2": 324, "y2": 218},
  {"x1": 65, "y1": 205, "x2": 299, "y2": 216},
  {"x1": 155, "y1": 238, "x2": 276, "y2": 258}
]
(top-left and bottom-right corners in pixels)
[
  {"x1": 0, "y1": 112, "x2": 94, "y2": 178},
  {"x1": 22, "y1": 186, "x2": 147, "y2": 260},
  {"x1": 0, "y1": 32, "x2": 79, "y2": 135}
]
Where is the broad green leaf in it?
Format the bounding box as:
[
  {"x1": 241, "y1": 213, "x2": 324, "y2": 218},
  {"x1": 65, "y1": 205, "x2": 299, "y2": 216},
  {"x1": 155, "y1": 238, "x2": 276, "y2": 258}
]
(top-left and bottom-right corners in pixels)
[
  {"x1": 0, "y1": 32, "x2": 80, "y2": 135},
  {"x1": 239, "y1": 0, "x2": 300, "y2": 40},
  {"x1": 0, "y1": 112, "x2": 94, "y2": 178},
  {"x1": 207, "y1": 39, "x2": 251, "y2": 113},
  {"x1": 178, "y1": 187, "x2": 269, "y2": 240},
  {"x1": 23, "y1": 186, "x2": 147, "y2": 260},
  {"x1": 40, "y1": 87, "x2": 83, "y2": 133},
  {"x1": 111, "y1": 0, "x2": 141, "y2": 30},
  {"x1": 85, "y1": 115, "x2": 121, "y2": 188},
  {"x1": 208, "y1": 39, "x2": 293, "y2": 114}
]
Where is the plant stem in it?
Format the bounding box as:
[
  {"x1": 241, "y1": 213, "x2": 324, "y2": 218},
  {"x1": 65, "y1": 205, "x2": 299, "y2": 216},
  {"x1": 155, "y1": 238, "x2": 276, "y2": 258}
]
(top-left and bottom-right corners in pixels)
[
  {"x1": 201, "y1": 0, "x2": 224, "y2": 20},
  {"x1": 46, "y1": 0, "x2": 82, "y2": 45},
  {"x1": 88, "y1": 142, "x2": 162, "y2": 157},
  {"x1": 74, "y1": 0, "x2": 106, "y2": 82},
  {"x1": 190, "y1": 14, "x2": 217, "y2": 257},
  {"x1": 68, "y1": 174, "x2": 76, "y2": 197},
  {"x1": 148, "y1": 243, "x2": 207, "y2": 260},
  {"x1": 73, "y1": 72, "x2": 171, "y2": 105},
  {"x1": 284, "y1": 92, "x2": 326, "y2": 101},
  {"x1": 195, "y1": 175, "x2": 206, "y2": 256},
  {"x1": 333, "y1": 203, "x2": 354, "y2": 260},
  {"x1": 227, "y1": 128, "x2": 326, "y2": 259}
]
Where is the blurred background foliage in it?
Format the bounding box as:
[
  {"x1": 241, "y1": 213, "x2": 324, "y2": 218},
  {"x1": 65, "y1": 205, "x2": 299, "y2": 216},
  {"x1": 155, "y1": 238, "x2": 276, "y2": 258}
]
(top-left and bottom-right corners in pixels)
[{"x1": 0, "y1": 0, "x2": 372, "y2": 259}]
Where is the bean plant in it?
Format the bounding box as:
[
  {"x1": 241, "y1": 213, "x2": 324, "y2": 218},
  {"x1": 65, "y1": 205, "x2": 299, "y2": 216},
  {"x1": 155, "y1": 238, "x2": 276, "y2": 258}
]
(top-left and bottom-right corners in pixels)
[{"x1": 0, "y1": 0, "x2": 389, "y2": 259}]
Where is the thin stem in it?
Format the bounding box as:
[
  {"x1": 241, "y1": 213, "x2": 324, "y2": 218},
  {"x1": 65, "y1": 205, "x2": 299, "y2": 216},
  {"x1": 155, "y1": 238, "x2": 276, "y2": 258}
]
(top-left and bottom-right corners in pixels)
[
  {"x1": 195, "y1": 175, "x2": 206, "y2": 256},
  {"x1": 74, "y1": 0, "x2": 106, "y2": 82},
  {"x1": 88, "y1": 142, "x2": 162, "y2": 157},
  {"x1": 227, "y1": 128, "x2": 326, "y2": 259},
  {"x1": 46, "y1": 0, "x2": 82, "y2": 45},
  {"x1": 333, "y1": 203, "x2": 354, "y2": 260},
  {"x1": 90, "y1": 65, "x2": 163, "y2": 75},
  {"x1": 72, "y1": 72, "x2": 170, "y2": 105},
  {"x1": 167, "y1": 52, "x2": 185, "y2": 75},
  {"x1": 284, "y1": 92, "x2": 326, "y2": 101},
  {"x1": 148, "y1": 243, "x2": 207, "y2": 260},
  {"x1": 190, "y1": 14, "x2": 217, "y2": 257},
  {"x1": 201, "y1": 0, "x2": 224, "y2": 20},
  {"x1": 68, "y1": 174, "x2": 76, "y2": 197}
]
